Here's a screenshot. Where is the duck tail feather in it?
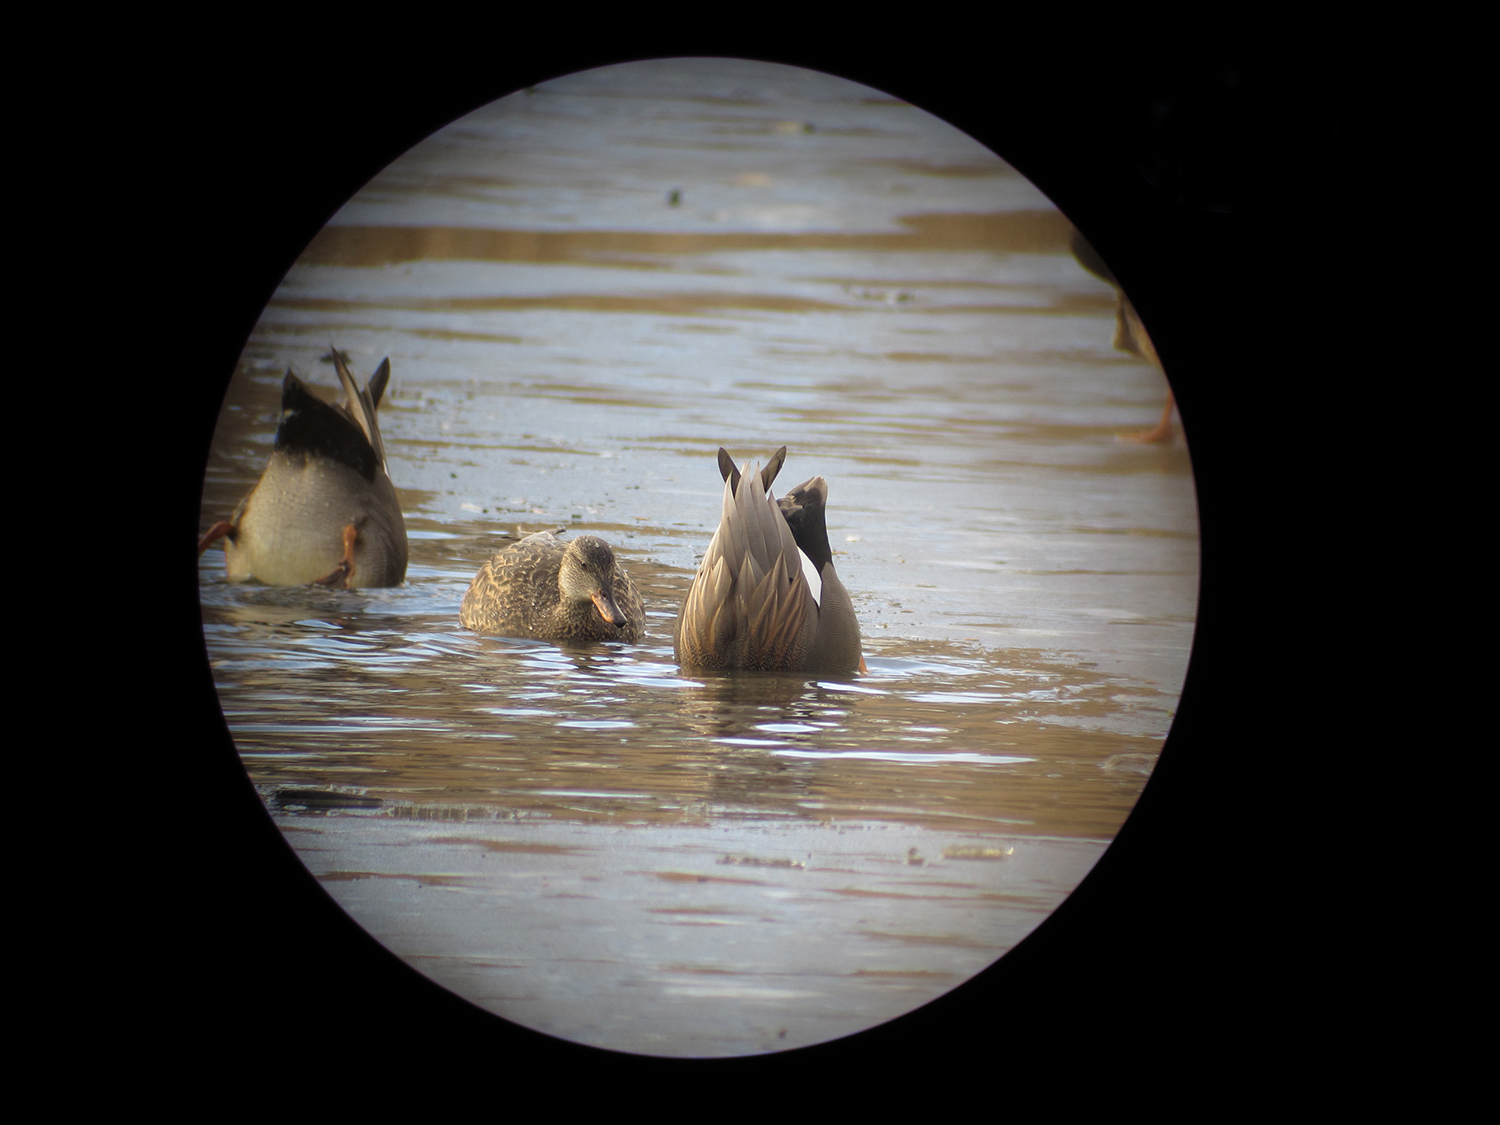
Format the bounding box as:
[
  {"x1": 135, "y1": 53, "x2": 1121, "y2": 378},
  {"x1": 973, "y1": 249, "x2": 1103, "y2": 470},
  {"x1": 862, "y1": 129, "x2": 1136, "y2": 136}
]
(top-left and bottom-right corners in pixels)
[
  {"x1": 683, "y1": 449, "x2": 820, "y2": 670},
  {"x1": 682, "y1": 554, "x2": 735, "y2": 665},
  {"x1": 738, "y1": 551, "x2": 778, "y2": 631},
  {"x1": 761, "y1": 446, "x2": 787, "y2": 494},
  {"x1": 721, "y1": 473, "x2": 752, "y2": 579},
  {"x1": 369, "y1": 358, "x2": 391, "y2": 409},
  {"x1": 718, "y1": 448, "x2": 740, "y2": 492},
  {"x1": 720, "y1": 446, "x2": 787, "y2": 497},
  {"x1": 737, "y1": 459, "x2": 782, "y2": 574},
  {"x1": 703, "y1": 555, "x2": 733, "y2": 610},
  {"x1": 709, "y1": 599, "x2": 738, "y2": 661},
  {"x1": 331, "y1": 347, "x2": 388, "y2": 471},
  {"x1": 330, "y1": 348, "x2": 371, "y2": 439}
]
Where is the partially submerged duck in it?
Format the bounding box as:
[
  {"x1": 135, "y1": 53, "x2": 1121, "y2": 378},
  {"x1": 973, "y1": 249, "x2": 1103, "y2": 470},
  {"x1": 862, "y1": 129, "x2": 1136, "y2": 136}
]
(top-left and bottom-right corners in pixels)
[
  {"x1": 198, "y1": 351, "x2": 408, "y2": 588},
  {"x1": 460, "y1": 532, "x2": 644, "y2": 644},
  {"x1": 1070, "y1": 228, "x2": 1175, "y2": 444},
  {"x1": 675, "y1": 447, "x2": 864, "y2": 675}
]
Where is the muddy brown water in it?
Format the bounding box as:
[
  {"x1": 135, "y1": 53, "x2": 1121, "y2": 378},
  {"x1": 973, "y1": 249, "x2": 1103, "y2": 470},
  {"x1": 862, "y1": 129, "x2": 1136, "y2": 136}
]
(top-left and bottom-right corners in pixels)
[{"x1": 197, "y1": 58, "x2": 1198, "y2": 1057}]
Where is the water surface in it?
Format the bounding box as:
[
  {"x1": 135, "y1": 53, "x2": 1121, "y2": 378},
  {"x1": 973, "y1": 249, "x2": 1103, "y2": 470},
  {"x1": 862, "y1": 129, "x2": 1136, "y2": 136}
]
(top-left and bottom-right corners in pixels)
[{"x1": 198, "y1": 58, "x2": 1196, "y2": 1057}]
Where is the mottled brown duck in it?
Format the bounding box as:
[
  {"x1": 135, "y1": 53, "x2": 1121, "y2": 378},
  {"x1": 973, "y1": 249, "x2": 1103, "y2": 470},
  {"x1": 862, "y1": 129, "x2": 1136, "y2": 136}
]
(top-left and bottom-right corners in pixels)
[
  {"x1": 675, "y1": 447, "x2": 864, "y2": 675},
  {"x1": 1070, "y1": 228, "x2": 1174, "y2": 444},
  {"x1": 197, "y1": 351, "x2": 408, "y2": 588},
  {"x1": 460, "y1": 532, "x2": 644, "y2": 644}
]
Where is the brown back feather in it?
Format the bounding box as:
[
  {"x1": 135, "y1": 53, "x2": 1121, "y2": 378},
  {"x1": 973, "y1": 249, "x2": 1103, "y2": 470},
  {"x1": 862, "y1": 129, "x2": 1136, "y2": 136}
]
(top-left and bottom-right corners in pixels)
[{"x1": 677, "y1": 457, "x2": 817, "y2": 671}]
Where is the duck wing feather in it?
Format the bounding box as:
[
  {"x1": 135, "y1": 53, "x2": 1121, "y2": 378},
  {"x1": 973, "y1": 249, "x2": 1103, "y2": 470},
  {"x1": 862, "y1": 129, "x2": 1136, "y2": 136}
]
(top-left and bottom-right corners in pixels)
[
  {"x1": 274, "y1": 372, "x2": 380, "y2": 482},
  {"x1": 717, "y1": 445, "x2": 786, "y2": 496},
  {"x1": 678, "y1": 458, "x2": 818, "y2": 671},
  {"x1": 331, "y1": 349, "x2": 388, "y2": 473}
]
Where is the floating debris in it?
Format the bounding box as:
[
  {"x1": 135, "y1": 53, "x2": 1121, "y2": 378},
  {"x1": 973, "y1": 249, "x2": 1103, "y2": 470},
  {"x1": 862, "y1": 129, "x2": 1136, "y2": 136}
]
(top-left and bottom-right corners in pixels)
[
  {"x1": 942, "y1": 845, "x2": 1014, "y2": 860},
  {"x1": 718, "y1": 854, "x2": 805, "y2": 869},
  {"x1": 272, "y1": 788, "x2": 382, "y2": 812}
]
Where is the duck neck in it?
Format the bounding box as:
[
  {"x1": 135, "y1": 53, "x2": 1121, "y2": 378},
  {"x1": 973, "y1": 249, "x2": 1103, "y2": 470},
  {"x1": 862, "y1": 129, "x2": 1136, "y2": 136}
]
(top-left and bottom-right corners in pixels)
[{"x1": 800, "y1": 517, "x2": 833, "y2": 573}]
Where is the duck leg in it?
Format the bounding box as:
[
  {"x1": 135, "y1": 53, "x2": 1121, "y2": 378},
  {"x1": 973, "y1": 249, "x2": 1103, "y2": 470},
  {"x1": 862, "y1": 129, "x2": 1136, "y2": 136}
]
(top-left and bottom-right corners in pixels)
[
  {"x1": 1117, "y1": 392, "x2": 1175, "y2": 444},
  {"x1": 197, "y1": 521, "x2": 234, "y2": 555},
  {"x1": 315, "y1": 524, "x2": 359, "y2": 589}
]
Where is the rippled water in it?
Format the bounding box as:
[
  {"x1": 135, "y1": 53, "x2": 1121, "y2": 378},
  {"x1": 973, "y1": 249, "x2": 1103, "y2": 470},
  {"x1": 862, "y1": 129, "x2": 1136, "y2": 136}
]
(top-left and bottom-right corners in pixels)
[{"x1": 197, "y1": 58, "x2": 1197, "y2": 1057}]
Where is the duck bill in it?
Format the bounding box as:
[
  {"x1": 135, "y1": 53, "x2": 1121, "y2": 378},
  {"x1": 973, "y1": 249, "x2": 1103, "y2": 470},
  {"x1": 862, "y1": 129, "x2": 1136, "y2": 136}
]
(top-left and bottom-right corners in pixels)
[{"x1": 592, "y1": 590, "x2": 626, "y2": 627}]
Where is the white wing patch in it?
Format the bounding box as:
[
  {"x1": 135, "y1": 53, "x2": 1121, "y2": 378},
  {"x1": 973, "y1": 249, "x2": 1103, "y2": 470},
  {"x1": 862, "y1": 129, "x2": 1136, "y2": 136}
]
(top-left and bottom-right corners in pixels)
[{"x1": 799, "y1": 547, "x2": 822, "y2": 607}]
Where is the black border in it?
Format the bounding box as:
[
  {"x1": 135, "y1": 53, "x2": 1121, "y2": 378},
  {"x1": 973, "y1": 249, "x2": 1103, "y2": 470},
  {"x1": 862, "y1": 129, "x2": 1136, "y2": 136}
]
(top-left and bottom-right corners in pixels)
[{"x1": 120, "y1": 36, "x2": 1353, "y2": 1086}]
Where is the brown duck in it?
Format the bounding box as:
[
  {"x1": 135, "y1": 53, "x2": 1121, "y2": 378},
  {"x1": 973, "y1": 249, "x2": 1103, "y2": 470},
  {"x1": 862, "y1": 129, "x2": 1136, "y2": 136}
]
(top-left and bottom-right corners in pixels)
[
  {"x1": 675, "y1": 447, "x2": 864, "y2": 675},
  {"x1": 460, "y1": 532, "x2": 645, "y2": 644},
  {"x1": 1070, "y1": 227, "x2": 1173, "y2": 444},
  {"x1": 198, "y1": 351, "x2": 408, "y2": 588}
]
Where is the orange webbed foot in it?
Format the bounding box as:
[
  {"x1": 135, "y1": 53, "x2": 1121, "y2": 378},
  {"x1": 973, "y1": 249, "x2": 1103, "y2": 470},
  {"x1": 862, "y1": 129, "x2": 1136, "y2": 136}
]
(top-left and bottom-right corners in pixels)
[
  {"x1": 1116, "y1": 394, "x2": 1175, "y2": 445},
  {"x1": 315, "y1": 524, "x2": 359, "y2": 589},
  {"x1": 197, "y1": 521, "x2": 233, "y2": 556}
]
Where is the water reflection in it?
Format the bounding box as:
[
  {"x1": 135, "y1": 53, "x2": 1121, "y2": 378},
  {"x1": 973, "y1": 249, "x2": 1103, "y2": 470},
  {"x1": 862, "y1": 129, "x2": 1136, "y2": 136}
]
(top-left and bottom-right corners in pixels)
[{"x1": 207, "y1": 561, "x2": 1168, "y2": 842}]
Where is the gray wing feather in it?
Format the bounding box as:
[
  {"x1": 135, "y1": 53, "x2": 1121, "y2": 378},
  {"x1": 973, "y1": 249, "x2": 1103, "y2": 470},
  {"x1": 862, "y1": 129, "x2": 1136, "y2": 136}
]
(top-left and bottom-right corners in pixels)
[
  {"x1": 368, "y1": 358, "x2": 391, "y2": 409},
  {"x1": 679, "y1": 458, "x2": 817, "y2": 670},
  {"x1": 331, "y1": 349, "x2": 388, "y2": 473}
]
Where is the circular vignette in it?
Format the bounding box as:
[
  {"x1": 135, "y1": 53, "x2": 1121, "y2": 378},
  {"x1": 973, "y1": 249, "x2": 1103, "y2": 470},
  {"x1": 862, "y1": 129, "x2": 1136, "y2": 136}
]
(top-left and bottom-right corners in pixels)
[{"x1": 164, "y1": 45, "x2": 1307, "y2": 1076}]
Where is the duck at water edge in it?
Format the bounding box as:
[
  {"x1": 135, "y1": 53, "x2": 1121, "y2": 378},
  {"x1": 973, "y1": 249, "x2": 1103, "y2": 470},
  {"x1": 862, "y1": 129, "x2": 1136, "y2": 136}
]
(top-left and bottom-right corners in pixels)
[{"x1": 198, "y1": 350, "x2": 408, "y2": 588}]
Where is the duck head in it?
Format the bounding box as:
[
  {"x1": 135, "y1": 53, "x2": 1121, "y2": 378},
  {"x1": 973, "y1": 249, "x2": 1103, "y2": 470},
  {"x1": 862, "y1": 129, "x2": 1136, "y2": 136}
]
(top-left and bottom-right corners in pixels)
[{"x1": 559, "y1": 535, "x2": 629, "y2": 627}]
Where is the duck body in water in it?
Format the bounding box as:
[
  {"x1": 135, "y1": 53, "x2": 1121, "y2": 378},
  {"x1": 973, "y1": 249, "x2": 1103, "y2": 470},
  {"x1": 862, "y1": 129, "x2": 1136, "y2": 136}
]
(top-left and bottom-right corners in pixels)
[
  {"x1": 198, "y1": 352, "x2": 408, "y2": 588},
  {"x1": 675, "y1": 447, "x2": 864, "y2": 676},
  {"x1": 461, "y1": 532, "x2": 645, "y2": 645},
  {"x1": 1070, "y1": 228, "x2": 1175, "y2": 444}
]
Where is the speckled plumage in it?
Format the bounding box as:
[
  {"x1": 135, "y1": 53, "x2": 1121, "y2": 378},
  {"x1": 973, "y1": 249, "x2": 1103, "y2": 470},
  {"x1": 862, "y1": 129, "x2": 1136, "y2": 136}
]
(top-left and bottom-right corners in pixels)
[
  {"x1": 674, "y1": 448, "x2": 863, "y2": 675},
  {"x1": 460, "y1": 532, "x2": 645, "y2": 644}
]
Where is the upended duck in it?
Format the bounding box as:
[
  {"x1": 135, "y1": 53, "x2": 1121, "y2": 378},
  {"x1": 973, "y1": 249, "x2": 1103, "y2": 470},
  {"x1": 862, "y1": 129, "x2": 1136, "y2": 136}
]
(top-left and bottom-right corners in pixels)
[
  {"x1": 197, "y1": 351, "x2": 408, "y2": 588},
  {"x1": 1070, "y1": 228, "x2": 1174, "y2": 444},
  {"x1": 674, "y1": 447, "x2": 865, "y2": 675},
  {"x1": 460, "y1": 532, "x2": 645, "y2": 644}
]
